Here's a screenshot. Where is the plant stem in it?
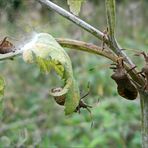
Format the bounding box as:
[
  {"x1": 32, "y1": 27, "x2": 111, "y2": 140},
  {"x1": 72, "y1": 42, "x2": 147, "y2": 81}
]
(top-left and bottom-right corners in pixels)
[
  {"x1": 0, "y1": 39, "x2": 114, "y2": 61},
  {"x1": 38, "y1": 0, "x2": 105, "y2": 41},
  {"x1": 56, "y1": 38, "x2": 117, "y2": 62},
  {"x1": 0, "y1": 38, "x2": 144, "y2": 85},
  {"x1": 140, "y1": 90, "x2": 148, "y2": 148},
  {"x1": 0, "y1": 50, "x2": 22, "y2": 61},
  {"x1": 37, "y1": 0, "x2": 134, "y2": 66}
]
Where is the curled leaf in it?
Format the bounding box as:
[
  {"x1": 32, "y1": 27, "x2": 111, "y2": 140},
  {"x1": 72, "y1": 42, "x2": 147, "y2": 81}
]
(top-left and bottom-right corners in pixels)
[{"x1": 22, "y1": 33, "x2": 80, "y2": 115}]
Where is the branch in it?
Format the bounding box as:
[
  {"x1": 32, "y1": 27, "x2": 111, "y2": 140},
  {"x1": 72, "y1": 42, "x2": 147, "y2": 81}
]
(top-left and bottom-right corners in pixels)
[
  {"x1": 105, "y1": 0, "x2": 133, "y2": 68},
  {"x1": 0, "y1": 38, "x2": 144, "y2": 86},
  {"x1": 56, "y1": 38, "x2": 117, "y2": 62},
  {"x1": 0, "y1": 50, "x2": 22, "y2": 61},
  {"x1": 37, "y1": 0, "x2": 135, "y2": 67},
  {"x1": 36, "y1": 0, "x2": 145, "y2": 85},
  {"x1": 0, "y1": 39, "x2": 116, "y2": 62},
  {"x1": 37, "y1": 0, "x2": 106, "y2": 41},
  {"x1": 57, "y1": 38, "x2": 144, "y2": 86}
]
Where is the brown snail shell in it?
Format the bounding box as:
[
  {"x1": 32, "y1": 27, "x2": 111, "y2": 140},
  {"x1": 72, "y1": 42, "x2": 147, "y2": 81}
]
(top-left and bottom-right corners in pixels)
[{"x1": 51, "y1": 87, "x2": 66, "y2": 105}]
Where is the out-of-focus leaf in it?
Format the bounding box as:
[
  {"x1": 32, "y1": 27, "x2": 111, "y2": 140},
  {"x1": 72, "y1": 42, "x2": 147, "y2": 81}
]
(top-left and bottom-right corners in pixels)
[
  {"x1": 16, "y1": 129, "x2": 28, "y2": 147},
  {"x1": 22, "y1": 33, "x2": 80, "y2": 115},
  {"x1": 67, "y1": 0, "x2": 84, "y2": 16},
  {"x1": 0, "y1": 136, "x2": 11, "y2": 147},
  {"x1": 97, "y1": 85, "x2": 104, "y2": 96},
  {"x1": 0, "y1": 76, "x2": 5, "y2": 117},
  {"x1": 0, "y1": 76, "x2": 5, "y2": 98},
  {"x1": 105, "y1": 0, "x2": 116, "y2": 38}
]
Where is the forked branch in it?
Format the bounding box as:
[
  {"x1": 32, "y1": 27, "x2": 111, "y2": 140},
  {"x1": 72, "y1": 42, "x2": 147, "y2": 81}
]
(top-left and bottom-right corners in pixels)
[{"x1": 37, "y1": 0, "x2": 134, "y2": 66}]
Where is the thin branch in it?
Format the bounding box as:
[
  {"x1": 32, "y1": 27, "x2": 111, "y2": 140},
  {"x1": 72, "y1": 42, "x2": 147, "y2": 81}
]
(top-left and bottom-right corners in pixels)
[
  {"x1": 0, "y1": 39, "x2": 116, "y2": 62},
  {"x1": 0, "y1": 50, "x2": 22, "y2": 61},
  {"x1": 37, "y1": 0, "x2": 106, "y2": 41}
]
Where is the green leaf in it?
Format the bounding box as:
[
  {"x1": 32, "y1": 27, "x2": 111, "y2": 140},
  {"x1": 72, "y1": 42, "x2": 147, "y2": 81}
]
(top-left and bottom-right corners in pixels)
[
  {"x1": 22, "y1": 33, "x2": 80, "y2": 115},
  {"x1": 105, "y1": 0, "x2": 116, "y2": 38},
  {"x1": 35, "y1": 56, "x2": 51, "y2": 74},
  {"x1": 67, "y1": 0, "x2": 84, "y2": 16}
]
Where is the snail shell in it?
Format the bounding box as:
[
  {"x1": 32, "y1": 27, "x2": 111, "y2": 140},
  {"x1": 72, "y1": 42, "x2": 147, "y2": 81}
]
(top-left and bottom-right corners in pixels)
[{"x1": 51, "y1": 87, "x2": 66, "y2": 105}]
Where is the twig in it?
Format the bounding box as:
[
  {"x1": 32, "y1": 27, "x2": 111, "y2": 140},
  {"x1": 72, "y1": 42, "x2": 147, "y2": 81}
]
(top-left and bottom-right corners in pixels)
[
  {"x1": 0, "y1": 39, "x2": 116, "y2": 62},
  {"x1": 0, "y1": 50, "x2": 22, "y2": 61},
  {"x1": 37, "y1": 0, "x2": 106, "y2": 42},
  {"x1": 56, "y1": 38, "x2": 117, "y2": 62}
]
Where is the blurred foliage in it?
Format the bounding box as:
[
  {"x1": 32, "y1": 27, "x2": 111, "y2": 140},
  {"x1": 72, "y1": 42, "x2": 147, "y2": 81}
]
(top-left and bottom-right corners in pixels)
[
  {"x1": 0, "y1": 98, "x2": 141, "y2": 147},
  {"x1": 0, "y1": 0, "x2": 147, "y2": 147}
]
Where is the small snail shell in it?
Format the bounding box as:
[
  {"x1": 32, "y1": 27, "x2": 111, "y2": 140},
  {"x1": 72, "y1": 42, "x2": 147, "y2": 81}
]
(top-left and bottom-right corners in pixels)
[{"x1": 51, "y1": 87, "x2": 66, "y2": 106}]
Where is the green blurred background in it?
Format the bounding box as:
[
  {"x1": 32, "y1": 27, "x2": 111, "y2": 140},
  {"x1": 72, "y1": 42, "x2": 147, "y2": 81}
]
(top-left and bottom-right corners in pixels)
[{"x1": 0, "y1": 0, "x2": 148, "y2": 147}]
